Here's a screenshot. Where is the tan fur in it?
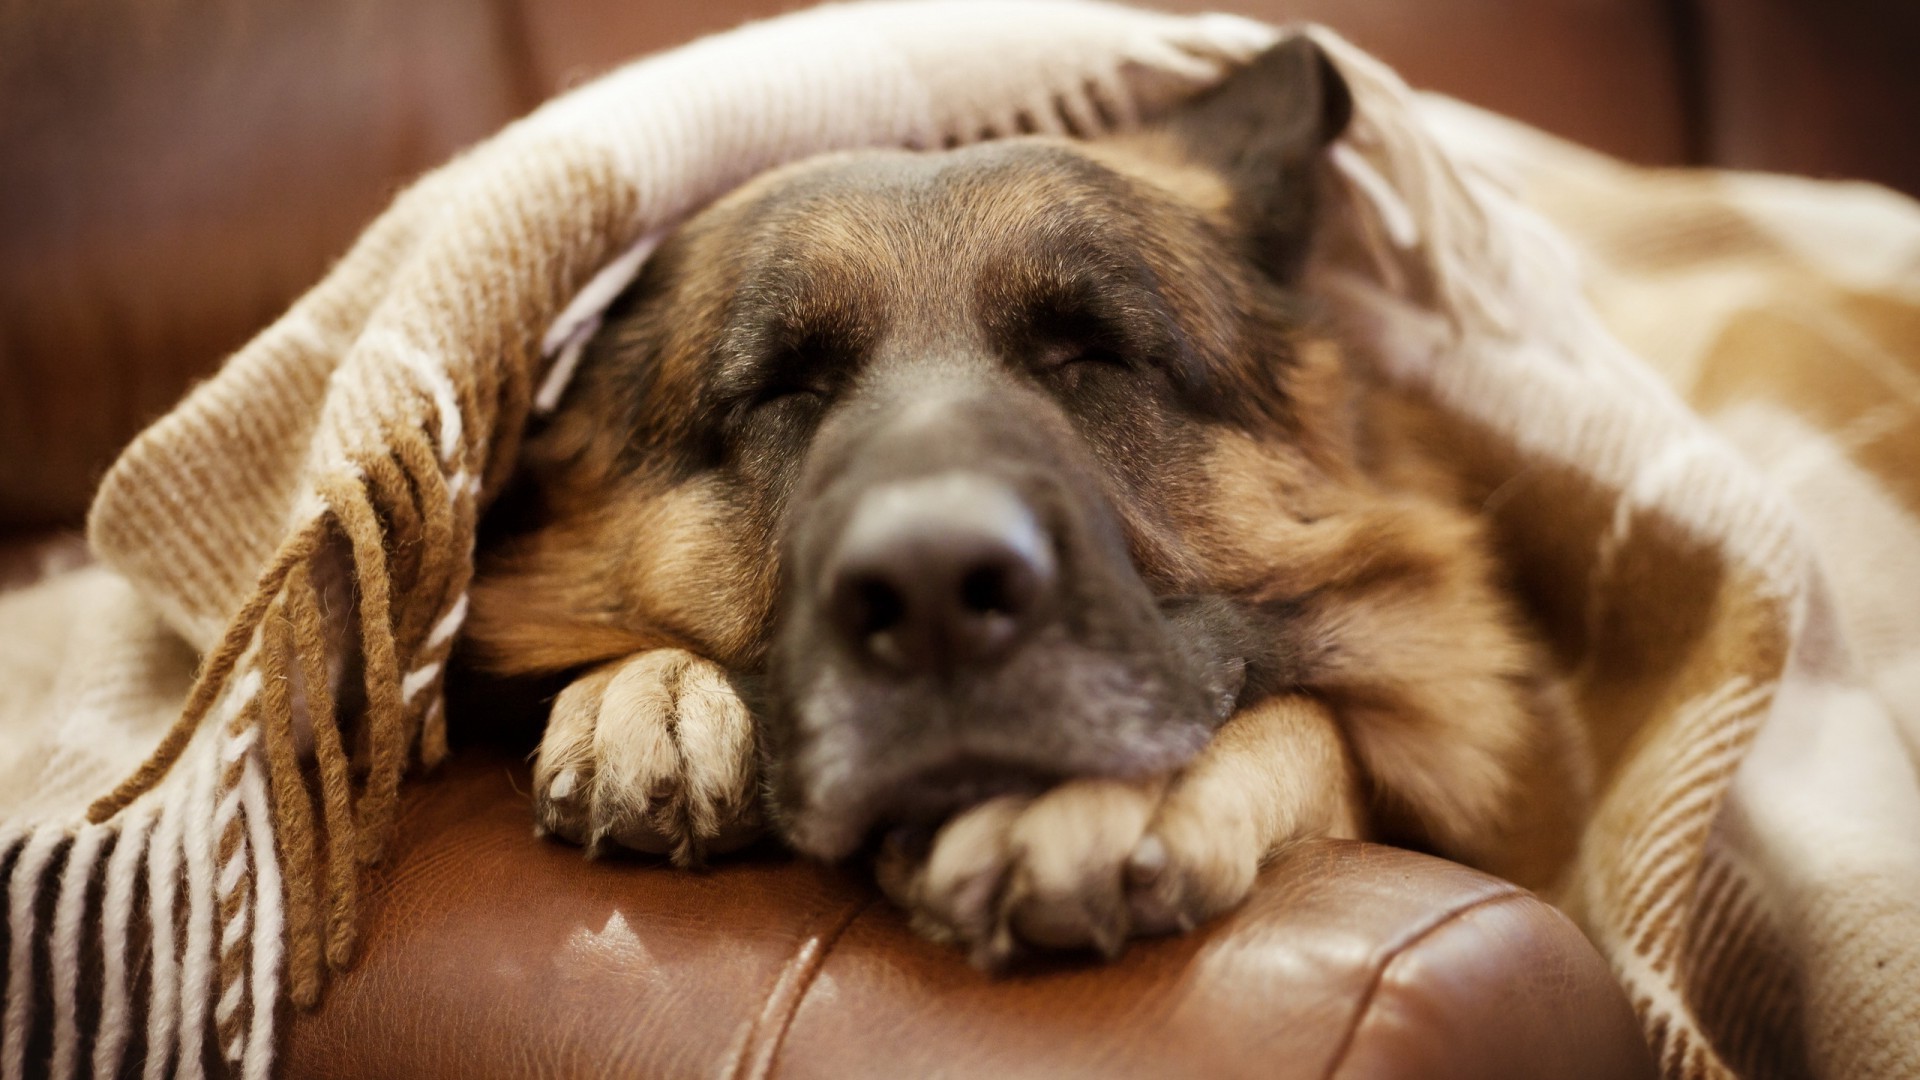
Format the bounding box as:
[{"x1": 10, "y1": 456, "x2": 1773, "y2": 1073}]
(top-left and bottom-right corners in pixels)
[{"x1": 472, "y1": 477, "x2": 777, "y2": 673}]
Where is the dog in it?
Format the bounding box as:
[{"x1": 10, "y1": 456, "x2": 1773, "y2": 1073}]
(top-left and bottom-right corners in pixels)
[{"x1": 467, "y1": 37, "x2": 1588, "y2": 967}]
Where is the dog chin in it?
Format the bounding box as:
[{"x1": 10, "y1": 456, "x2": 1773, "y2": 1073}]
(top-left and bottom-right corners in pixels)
[{"x1": 768, "y1": 643, "x2": 1222, "y2": 861}]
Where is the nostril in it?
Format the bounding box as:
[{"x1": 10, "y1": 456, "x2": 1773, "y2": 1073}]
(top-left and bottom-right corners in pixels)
[
  {"x1": 854, "y1": 576, "x2": 907, "y2": 636},
  {"x1": 960, "y1": 562, "x2": 1011, "y2": 616},
  {"x1": 959, "y1": 554, "x2": 1041, "y2": 622},
  {"x1": 830, "y1": 573, "x2": 909, "y2": 651}
]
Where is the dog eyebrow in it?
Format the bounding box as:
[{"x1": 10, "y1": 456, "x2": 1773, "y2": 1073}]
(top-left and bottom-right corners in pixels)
[
  {"x1": 706, "y1": 266, "x2": 880, "y2": 408},
  {"x1": 980, "y1": 235, "x2": 1195, "y2": 380}
]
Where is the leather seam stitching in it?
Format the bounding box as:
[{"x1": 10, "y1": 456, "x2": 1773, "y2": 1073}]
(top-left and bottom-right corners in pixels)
[
  {"x1": 730, "y1": 896, "x2": 875, "y2": 1080},
  {"x1": 1319, "y1": 888, "x2": 1525, "y2": 1080}
]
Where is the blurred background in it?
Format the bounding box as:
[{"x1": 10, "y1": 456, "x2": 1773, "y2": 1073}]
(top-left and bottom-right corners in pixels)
[{"x1": 3, "y1": 0, "x2": 1916, "y2": 531}]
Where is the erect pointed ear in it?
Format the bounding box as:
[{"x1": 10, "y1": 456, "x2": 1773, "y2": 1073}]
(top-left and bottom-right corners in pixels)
[{"x1": 1161, "y1": 35, "x2": 1352, "y2": 281}]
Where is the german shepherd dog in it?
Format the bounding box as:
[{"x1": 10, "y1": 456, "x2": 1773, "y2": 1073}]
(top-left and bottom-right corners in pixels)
[{"x1": 468, "y1": 39, "x2": 1586, "y2": 967}]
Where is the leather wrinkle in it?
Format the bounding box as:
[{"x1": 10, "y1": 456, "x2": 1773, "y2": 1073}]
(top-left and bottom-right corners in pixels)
[
  {"x1": 730, "y1": 894, "x2": 878, "y2": 1080},
  {"x1": 1318, "y1": 886, "x2": 1526, "y2": 1079}
]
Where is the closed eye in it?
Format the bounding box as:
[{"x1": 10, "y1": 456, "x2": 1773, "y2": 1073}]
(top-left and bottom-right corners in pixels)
[
  {"x1": 1037, "y1": 339, "x2": 1132, "y2": 372},
  {"x1": 753, "y1": 379, "x2": 828, "y2": 408},
  {"x1": 723, "y1": 330, "x2": 851, "y2": 415},
  {"x1": 710, "y1": 275, "x2": 870, "y2": 422},
  {"x1": 1027, "y1": 300, "x2": 1143, "y2": 379},
  {"x1": 752, "y1": 335, "x2": 846, "y2": 409}
]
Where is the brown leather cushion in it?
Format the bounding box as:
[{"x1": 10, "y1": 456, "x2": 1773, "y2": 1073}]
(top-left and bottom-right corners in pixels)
[{"x1": 284, "y1": 750, "x2": 1655, "y2": 1079}]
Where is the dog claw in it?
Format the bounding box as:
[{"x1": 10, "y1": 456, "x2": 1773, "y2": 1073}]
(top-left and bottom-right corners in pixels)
[
  {"x1": 536, "y1": 766, "x2": 590, "y2": 839},
  {"x1": 970, "y1": 921, "x2": 1019, "y2": 973},
  {"x1": 1088, "y1": 912, "x2": 1127, "y2": 960},
  {"x1": 1124, "y1": 832, "x2": 1197, "y2": 935},
  {"x1": 1126, "y1": 834, "x2": 1168, "y2": 886}
]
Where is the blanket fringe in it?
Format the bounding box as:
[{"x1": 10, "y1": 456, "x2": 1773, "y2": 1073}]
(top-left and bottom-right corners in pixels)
[
  {"x1": 323, "y1": 475, "x2": 407, "y2": 866},
  {"x1": 287, "y1": 556, "x2": 360, "y2": 975},
  {"x1": 257, "y1": 590, "x2": 323, "y2": 1007},
  {"x1": 85, "y1": 529, "x2": 322, "y2": 826},
  {"x1": 82, "y1": 410, "x2": 480, "y2": 1016}
]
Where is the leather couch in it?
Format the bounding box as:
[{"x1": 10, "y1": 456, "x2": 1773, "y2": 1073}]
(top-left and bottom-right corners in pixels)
[
  {"x1": 7, "y1": 1, "x2": 1915, "y2": 1076},
  {"x1": 283, "y1": 749, "x2": 1652, "y2": 1079}
]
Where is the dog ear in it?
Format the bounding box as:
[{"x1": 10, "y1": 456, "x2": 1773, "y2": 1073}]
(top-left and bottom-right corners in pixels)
[{"x1": 1162, "y1": 36, "x2": 1352, "y2": 281}]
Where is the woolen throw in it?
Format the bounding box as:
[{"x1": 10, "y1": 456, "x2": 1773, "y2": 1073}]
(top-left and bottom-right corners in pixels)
[{"x1": 1, "y1": 3, "x2": 1915, "y2": 1077}]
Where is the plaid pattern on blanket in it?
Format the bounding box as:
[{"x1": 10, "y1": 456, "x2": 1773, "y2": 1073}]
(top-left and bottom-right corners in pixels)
[{"x1": 1379, "y1": 99, "x2": 1920, "y2": 1077}]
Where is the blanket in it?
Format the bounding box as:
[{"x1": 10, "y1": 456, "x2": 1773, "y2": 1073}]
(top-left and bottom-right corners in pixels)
[
  {"x1": 1431, "y1": 105, "x2": 1920, "y2": 1077},
  {"x1": 1, "y1": 3, "x2": 1914, "y2": 1077}
]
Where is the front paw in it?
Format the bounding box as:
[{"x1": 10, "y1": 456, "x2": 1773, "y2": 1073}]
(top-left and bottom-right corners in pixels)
[
  {"x1": 533, "y1": 649, "x2": 761, "y2": 865},
  {"x1": 874, "y1": 774, "x2": 1263, "y2": 969}
]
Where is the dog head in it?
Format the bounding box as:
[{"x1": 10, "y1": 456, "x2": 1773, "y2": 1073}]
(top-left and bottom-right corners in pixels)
[{"x1": 472, "y1": 39, "x2": 1358, "y2": 858}]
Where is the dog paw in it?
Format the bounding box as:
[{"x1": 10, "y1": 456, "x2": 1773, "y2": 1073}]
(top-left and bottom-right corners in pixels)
[
  {"x1": 874, "y1": 774, "x2": 1265, "y2": 969},
  {"x1": 533, "y1": 649, "x2": 761, "y2": 865}
]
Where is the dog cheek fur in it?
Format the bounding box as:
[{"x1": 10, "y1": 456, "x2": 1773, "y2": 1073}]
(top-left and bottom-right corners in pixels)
[
  {"x1": 468, "y1": 476, "x2": 779, "y2": 675},
  {"x1": 1186, "y1": 408, "x2": 1588, "y2": 890}
]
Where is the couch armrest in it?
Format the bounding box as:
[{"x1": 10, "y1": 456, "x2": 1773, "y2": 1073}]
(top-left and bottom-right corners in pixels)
[{"x1": 284, "y1": 750, "x2": 1653, "y2": 1079}]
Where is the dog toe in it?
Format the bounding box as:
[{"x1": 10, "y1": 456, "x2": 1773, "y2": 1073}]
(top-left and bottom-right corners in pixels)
[
  {"x1": 998, "y1": 779, "x2": 1158, "y2": 957},
  {"x1": 659, "y1": 655, "x2": 761, "y2": 857},
  {"x1": 532, "y1": 663, "x2": 616, "y2": 844},
  {"x1": 535, "y1": 767, "x2": 589, "y2": 843},
  {"x1": 1124, "y1": 785, "x2": 1261, "y2": 935},
  {"x1": 878, "y1": 794, "x2": 1026, "y2": 962}
]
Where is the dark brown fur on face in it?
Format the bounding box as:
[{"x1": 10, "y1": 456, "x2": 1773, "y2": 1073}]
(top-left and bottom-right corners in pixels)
[{"x1": 469, "y1": 39, "x2": 1586, "y2": 959}]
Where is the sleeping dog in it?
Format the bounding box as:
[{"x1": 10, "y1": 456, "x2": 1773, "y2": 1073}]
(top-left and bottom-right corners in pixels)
[{"x1": 468, "y1": 38, "x2": 1587, "y2": 967}]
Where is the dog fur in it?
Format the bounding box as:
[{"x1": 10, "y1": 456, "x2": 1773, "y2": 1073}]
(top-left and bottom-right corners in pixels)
[{"x1": 466, "y1": 38, "x2": 1588, "y2": 967}]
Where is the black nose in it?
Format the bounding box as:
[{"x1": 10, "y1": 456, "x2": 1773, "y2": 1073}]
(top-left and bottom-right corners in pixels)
[{"x1": 825, "y1": 474, "x2": 1057, "y2": 673}]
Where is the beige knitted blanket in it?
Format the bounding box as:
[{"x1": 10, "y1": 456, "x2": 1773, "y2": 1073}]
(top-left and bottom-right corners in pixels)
[{"x1": 1, "y1": 3, "x2": 1915, "y2": 1077}]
